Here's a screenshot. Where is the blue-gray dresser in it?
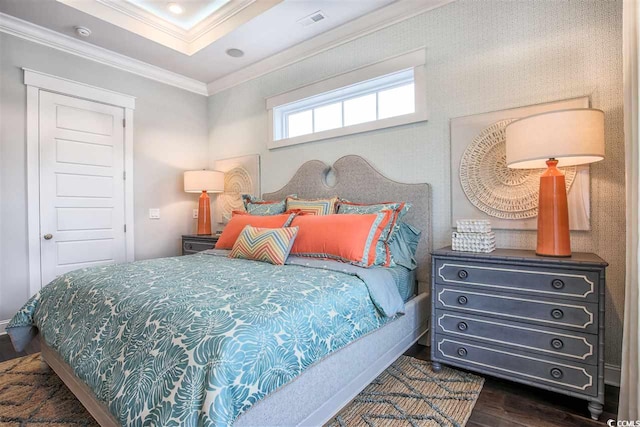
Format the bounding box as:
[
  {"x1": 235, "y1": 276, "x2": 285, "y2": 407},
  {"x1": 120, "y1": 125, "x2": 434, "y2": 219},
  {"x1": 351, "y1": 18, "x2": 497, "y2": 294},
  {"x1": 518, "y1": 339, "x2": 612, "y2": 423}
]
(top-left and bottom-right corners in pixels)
[{"x1": 430, "y1": 247, "x2": 608, "y2": 420}]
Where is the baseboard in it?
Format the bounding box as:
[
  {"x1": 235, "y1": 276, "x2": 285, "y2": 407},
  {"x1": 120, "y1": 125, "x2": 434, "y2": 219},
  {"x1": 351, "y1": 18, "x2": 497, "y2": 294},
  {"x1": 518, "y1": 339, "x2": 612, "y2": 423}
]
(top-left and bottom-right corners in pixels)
[
  {"x1": 605, "y1": 363, "x2": 621, "y2": 387},
  {"x1": 0, "y1": 319, "x2": 9, "y2": 335}
]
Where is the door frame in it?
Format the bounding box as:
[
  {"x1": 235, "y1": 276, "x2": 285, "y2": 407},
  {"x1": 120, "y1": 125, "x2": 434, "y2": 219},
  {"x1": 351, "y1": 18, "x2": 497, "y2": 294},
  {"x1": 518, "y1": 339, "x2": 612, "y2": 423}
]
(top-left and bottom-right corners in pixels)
[{"x1": 24, "y1": 68, "x2": 136, "y2": 297}]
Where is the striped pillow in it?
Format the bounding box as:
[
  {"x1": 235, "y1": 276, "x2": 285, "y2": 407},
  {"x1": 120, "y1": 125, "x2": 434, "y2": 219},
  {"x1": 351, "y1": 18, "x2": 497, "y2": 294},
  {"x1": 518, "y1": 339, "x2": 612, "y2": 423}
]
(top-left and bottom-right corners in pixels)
[
  {"x1": 215, "y1": 213, "x2": 297, "y2": 249},
  {"x1": 229, "y1": 226, "x2": 299, "y2": 265},
  {"x1": 285, "y1": 196, "x2": 339, "y2": 215}
]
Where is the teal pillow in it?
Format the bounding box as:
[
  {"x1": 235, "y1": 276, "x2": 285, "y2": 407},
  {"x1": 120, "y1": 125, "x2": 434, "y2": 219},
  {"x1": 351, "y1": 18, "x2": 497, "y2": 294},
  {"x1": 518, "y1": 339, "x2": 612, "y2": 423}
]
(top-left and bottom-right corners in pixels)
[
  {"x1": 389, "y1": 222, "x2": 421, "y2": 270},
  {"x1": 241, "y1": 194, "x2": 294, "y2": 215}
]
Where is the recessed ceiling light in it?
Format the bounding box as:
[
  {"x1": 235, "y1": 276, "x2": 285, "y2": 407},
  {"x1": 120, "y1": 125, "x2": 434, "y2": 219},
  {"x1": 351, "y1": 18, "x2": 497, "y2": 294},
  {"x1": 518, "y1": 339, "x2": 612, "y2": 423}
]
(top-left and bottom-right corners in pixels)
[
  {"x1": 167, "y1": 3, "x2": 184, "y2": 14},
  {"x1": 74, "y1": 26, "x2": 92, "y2": 37},
  {"x1": 226, "y1": 48, "x2": 244, "y2": 58}
]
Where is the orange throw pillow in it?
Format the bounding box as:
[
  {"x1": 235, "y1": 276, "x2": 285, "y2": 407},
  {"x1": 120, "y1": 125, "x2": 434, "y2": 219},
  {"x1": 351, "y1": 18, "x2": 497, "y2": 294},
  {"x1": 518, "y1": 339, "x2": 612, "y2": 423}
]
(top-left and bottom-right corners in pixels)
[
  {"x1": 215, "y1": 213, "x2": 296, "y2": 249},
  {"x1": 290, "y1": 212, "x2": 393, "y2": 267}
]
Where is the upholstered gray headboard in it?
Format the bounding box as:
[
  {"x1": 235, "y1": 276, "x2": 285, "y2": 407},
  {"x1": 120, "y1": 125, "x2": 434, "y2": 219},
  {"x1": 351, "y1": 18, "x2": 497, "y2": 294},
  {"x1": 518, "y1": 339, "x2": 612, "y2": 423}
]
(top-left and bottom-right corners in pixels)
[{"x1": 263, "y1": 155, "x2": 432, "y2": 292}]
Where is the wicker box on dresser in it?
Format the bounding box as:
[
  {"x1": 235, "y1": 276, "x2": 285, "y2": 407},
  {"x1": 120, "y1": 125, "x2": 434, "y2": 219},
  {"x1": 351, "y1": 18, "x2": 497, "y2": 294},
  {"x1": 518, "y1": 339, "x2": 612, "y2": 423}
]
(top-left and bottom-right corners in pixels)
[{"x1": 430, "y1": 247, "x2": 608, "y2": 420}]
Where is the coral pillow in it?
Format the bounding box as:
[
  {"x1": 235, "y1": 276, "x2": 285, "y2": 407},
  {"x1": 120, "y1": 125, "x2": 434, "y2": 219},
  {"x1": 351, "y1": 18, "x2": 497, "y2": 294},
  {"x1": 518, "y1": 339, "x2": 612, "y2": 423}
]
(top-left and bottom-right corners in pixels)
[
  {"x1": 338, "y1": 201, "x2": 409, "y2": 239},
  {"x1": 229, "y1": 226, "x2": 299, "y2": 265},
  {"x1": 338, "y1": 201, "x2": 411, "y2": 266},
  {"x1": 290, "y1": 212, "x2": 393, "y2": 267},
  {"x1": 215, "y1": 213, "x2": 296, "y2": 249}
]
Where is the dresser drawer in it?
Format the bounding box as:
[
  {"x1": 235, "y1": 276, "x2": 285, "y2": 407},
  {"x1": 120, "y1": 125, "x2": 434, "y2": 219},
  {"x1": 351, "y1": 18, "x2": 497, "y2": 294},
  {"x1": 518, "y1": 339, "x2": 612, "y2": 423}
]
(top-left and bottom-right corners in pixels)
[
  {"x1": 183, "y1": 239, "x2": 216, "y2": 254},
  {"x1": 434, "y1": 259, "x2": 599, "y2": 302},
  {"x1": 434, "y1": 310, "x2": 597, "y2": 364},
  {"x1": 435, "y1": 287, "x2": 597, "y2": 333},
  {"x1": 433, "y1": 336, "x2": 597, "y2": 396}
]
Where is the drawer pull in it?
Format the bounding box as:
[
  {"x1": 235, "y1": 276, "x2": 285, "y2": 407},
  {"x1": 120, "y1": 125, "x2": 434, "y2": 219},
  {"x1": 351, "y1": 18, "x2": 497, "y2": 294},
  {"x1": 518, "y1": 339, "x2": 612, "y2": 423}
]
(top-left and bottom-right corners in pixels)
[
  {"x1": 185, "y1": 243, "x2": 193, "y2": 250},
  {"x1": 551, "y1": 279, "x2": 565, "y2": 290},
  {"x1": 457, "y1": 322, "x2": 468, "y2": 331},
  {"x1": 550, "y1": 368, "x2": 564, "y2": 379},
  {"x1": 550, "y1": 338, "x2": 564, "y2": 349},
  {"x1": 457, "y1": 347, "x2": 468, "y2": 357},
  {"x1": 457, "y1": 296, "x2": 468, "y2": 305},
  {"x1": 551, "y1": 309, "x2": 564, "y2": 319},
  {"x1": 457, "y1": 270, "x2": 468, "y2": 279}
]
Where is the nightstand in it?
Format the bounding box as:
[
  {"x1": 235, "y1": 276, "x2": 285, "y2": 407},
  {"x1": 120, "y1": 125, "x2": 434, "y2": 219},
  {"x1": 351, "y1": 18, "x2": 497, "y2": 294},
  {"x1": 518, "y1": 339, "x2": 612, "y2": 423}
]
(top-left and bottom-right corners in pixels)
[
  {"x1": 431, "y1": 247, "x2": 608, "y2": 420},
  {"x1": 182, "y1": 234, "x2": 220, "y2": 255}
]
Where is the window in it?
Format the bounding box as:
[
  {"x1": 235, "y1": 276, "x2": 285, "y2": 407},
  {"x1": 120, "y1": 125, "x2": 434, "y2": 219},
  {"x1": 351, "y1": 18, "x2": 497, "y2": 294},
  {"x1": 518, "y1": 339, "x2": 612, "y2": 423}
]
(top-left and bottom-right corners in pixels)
[
  {"x1": 274, "y1": 69, "x2": 416, "y2": 141},
  {"x1": 267, "y1": 50, "x2": 427, "y2": 149}
]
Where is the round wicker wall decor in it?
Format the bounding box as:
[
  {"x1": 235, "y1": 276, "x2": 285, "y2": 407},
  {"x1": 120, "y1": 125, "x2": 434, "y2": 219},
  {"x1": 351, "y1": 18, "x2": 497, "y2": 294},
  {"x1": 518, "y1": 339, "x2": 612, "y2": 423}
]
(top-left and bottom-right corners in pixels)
[
  {"x1": 459, "y1": 119, "x2": 576, "y2": 220},
  {"x1": 224, "y1": 166, "x2": 252, "y2": 193},
  {"x1": 218, "y1": 166, "x2": 253, "y2": 219}
]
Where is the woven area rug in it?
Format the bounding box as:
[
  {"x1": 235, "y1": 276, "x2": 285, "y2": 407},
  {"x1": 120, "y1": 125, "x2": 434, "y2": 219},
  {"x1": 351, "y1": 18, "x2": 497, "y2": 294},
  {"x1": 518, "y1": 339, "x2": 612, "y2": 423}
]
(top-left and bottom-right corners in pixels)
[
  {"x1": 326, "y1": 355, "x2": 484, "y2": 427},
  {"x1": 0, "y1": 353, "x2": 98, "y2": 426},
  {"x1": 0, "y1": 353, "x2": 483, "y2": 426}
]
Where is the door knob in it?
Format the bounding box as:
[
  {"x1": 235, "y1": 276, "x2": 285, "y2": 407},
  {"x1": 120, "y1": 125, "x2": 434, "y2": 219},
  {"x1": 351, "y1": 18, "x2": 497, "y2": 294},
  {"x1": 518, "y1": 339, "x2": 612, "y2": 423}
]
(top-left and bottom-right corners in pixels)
[{"x1": 43, "y1": 234, "x2": 53, "y2": 240}]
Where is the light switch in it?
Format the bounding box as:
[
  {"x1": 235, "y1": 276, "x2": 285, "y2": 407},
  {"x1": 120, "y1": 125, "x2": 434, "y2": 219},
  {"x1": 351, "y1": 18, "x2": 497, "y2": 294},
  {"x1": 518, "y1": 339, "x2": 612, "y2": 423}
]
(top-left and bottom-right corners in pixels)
[
  {"x1": 149, "y1": 208, "x2": 160, "y2": 219},
  {"x1": 193, "y1": 209, "x2": 199, "y2": 219}
]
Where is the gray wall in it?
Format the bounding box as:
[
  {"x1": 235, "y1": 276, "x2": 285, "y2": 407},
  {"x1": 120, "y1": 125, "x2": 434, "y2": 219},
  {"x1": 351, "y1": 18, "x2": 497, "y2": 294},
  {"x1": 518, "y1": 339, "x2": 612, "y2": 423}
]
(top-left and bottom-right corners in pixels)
[
  {"x1": 0, "y1": 33, "x2": 209, "y2": 323},
  {"x1": 207, "y1": 0, "x2": 625, "y2": 368}
]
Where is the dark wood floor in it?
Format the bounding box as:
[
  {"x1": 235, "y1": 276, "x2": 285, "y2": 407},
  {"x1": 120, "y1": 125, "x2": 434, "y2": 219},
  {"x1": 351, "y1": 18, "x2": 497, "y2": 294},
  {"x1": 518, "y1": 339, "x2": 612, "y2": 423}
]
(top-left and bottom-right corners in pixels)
[
  {"x1": 0, "y1": 333, "x2": 40, "y2": 362},
  {"x1": 0, "y1": 334, "x2": 618, "y2": 426}
]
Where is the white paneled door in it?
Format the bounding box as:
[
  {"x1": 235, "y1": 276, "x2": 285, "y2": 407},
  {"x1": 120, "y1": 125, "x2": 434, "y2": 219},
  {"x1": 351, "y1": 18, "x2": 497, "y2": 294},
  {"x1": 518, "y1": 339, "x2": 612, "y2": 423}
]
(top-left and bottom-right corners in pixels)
[{"x1": 39, "y1": 91, "x2": 126, "y2": 286}]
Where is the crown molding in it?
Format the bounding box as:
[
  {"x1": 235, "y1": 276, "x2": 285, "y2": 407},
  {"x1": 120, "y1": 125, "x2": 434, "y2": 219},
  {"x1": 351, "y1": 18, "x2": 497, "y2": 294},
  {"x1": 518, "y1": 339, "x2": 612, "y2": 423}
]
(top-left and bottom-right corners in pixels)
[
  {"x1": 56, "y1": 0, "x2": 282, "y2": 55},
  {"x1": 95, "y1": 0, "x2": 192, "y2": 40},
  {"x1": 206, "y1": 0, "x2": 455, "y2": 95},
  {"x1": 0, "y1": 12, "x2": 208, "y2": 96},
  {"x1": 0, "y1": 0, "x2": 455, "y2": 98},
  {"x1": 107, "y1": 0, "x2": 256, "y2": 35}
]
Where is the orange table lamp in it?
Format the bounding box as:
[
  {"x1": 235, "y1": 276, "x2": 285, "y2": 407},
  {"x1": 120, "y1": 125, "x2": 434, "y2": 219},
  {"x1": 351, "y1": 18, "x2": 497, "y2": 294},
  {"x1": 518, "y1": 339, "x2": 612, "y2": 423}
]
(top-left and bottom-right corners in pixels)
[
  {"x1": 184, "y1": 170, "x2": 224, "y2": 235},
  {"x1": 506, "y1": 109, "x2": 605, "y2": 257}
]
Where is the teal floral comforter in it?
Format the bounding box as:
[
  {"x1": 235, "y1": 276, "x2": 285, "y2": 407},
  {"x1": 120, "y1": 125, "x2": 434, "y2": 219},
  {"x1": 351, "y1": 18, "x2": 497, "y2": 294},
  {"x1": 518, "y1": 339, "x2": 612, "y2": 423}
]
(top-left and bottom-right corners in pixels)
[{"x1": 8, "y1": 253, "x2": 397, "y2": 426}]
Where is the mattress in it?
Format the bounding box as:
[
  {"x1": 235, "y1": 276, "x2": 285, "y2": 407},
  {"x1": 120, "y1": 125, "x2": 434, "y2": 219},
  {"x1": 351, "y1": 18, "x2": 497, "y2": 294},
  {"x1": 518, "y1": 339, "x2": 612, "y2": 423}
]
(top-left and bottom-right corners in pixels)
[{"x1": 8, "y1": 252, "x2": 405, "y2": 426}]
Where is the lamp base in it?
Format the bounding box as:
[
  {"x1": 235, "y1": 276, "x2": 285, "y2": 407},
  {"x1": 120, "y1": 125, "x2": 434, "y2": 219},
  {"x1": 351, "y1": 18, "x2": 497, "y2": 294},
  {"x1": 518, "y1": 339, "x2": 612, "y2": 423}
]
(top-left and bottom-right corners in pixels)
[
  {"x1": 536, "y1": 159, "x2": 571, "y2": 257},
  {"x1": 197, "y1": 191, "x2": 212, "y2": 235}
]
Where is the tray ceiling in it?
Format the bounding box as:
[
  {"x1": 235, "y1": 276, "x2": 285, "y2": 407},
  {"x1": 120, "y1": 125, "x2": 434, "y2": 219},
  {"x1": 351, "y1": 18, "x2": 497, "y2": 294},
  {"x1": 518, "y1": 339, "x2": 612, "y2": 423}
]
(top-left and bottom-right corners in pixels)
[
  {"x1": 0, "y1": 0, "x2": 454, "y2": 94},
  {"x1": 0, "y1": 0, "x2": 398, "y2": 83},
  {"x1": 55, "y1": 0, "x2": 284, "y2": 55},
  {"x1": 126, "y1": 0, "x2": 233, "y2": 30}
]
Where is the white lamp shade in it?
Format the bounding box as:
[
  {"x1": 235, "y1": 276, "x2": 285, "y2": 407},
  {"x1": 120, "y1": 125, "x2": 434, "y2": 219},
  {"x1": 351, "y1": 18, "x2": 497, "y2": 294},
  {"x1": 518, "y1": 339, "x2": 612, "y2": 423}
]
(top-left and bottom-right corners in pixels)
[
  {"x1": 505, "y1": 108, "x2": 605, "y2": 169},
  {"x1": 184, "y1": 170, "x2": 224, "y2": 193}
]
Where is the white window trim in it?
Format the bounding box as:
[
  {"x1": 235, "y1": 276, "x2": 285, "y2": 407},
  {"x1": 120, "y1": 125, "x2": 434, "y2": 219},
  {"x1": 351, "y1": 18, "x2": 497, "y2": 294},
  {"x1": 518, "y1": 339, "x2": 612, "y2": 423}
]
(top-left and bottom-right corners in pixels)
[
  {"x1": 24, "y1": 68, "x2": 136, "y2": 297},
  {"x1": 266, "y1": 49, "x2": 427, "y2": 149}
]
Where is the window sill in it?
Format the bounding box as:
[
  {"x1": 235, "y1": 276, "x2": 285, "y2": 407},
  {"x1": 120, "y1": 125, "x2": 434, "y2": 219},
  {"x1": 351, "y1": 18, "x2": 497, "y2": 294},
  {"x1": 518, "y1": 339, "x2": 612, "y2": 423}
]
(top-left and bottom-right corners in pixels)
[{"x1": 267, "y1": 111, "x2": 428, "y2": 150}]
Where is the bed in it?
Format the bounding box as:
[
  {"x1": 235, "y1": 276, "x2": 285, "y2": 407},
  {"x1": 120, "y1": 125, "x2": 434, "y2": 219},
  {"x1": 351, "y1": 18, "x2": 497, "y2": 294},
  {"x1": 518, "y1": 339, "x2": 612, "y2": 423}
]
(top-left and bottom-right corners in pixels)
[{"x1": 8, "y1": 155, "x2": 432, "y2": 426}]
